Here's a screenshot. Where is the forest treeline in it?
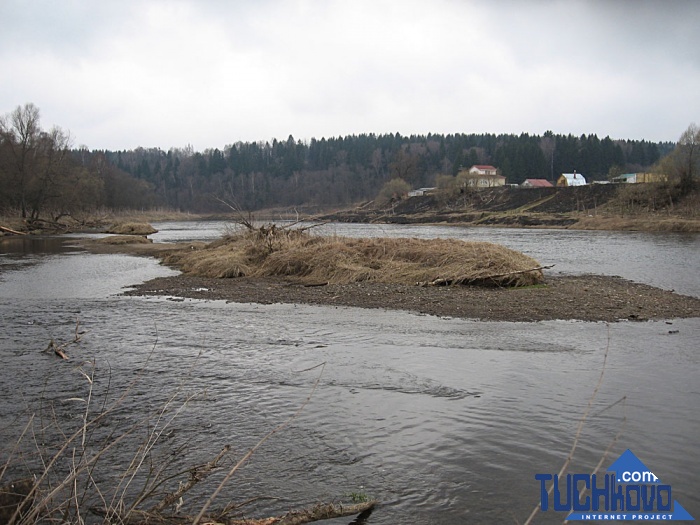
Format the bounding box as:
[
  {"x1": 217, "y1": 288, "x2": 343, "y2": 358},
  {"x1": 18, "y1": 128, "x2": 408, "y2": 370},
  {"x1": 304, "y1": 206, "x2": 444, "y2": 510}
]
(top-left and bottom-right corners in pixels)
[
  {"x1": 103, "y1": 130, "x2": 672, "y2": 212},
  {"x1": 0, "y1": 103, "x2": 678, "y2": 218}
]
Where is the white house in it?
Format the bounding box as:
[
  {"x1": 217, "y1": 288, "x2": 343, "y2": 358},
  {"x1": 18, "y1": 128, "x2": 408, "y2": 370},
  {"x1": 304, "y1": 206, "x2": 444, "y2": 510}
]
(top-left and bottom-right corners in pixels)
[
  {"x1": 456, "y1": 165, "x2": 506, "y2": 188},
  {"x1": 557, "y1": 172, "x2": 587, "y2": 187},
  {"x1": 468, "y1": 165, "x2": 498, "y2": 176}
]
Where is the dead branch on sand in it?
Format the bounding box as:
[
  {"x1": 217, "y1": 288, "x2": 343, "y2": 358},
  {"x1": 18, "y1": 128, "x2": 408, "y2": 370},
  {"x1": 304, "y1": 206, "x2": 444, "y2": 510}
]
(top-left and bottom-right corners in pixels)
[
  {"x1": 419, "y1": 264, "x2": 555, "y2": 287},
  {"x1": 43, "y1": 318, "x2": 84, "y2": 359}
]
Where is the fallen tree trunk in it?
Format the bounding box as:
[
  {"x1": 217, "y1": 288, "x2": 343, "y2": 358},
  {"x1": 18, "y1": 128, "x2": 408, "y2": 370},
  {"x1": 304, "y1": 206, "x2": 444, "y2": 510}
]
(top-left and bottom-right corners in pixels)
[
  {"x1": 420, "y1": 264, "x2": 555, "y2": 287},
  {"x1": 0, "y1": 225, "x2": 26, "y2": 235},
  {"x1": 94, "y1": 500, "x2": 377, "y2": 525},
  {"x1": 25, "y1": 217, "x2": 69, "y2": 231},
  {"x1": 275, "y1": 501, "x2": 377, "y2": 525}
]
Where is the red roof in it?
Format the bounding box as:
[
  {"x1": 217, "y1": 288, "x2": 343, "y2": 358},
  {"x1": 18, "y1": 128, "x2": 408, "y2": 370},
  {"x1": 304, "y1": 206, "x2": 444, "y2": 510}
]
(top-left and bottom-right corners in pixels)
[
  {"x1": 524, "y1": 178, "x2": 553, "y2": 188},
  {"x1": 472, "y1": 165, "x2": 497, "y2": 170}
]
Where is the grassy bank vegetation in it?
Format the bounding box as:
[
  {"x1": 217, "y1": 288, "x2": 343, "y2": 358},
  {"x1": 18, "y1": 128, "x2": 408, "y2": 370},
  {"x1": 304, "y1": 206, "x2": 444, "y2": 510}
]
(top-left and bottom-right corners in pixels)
[
  {"x1": 571, "y1": 182, "x2": 700, "y2": 231},
  {"x1": 162, "y1": 225, "x2": 545, "y2": 287},
  {"x1": 0, "y1": 208, "x2": 202, "y2": 236}
]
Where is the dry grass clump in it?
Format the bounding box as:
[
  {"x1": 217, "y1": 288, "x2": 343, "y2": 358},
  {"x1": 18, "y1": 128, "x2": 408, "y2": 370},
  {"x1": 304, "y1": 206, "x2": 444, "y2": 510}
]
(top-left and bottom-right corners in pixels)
[
  {"x1": 106, "y1": 222, "x2": 158, "y2": 236},
  {"x1": 98, "y1": 234, "x2": 153, "y2": 245},
  {"x1": 164, "y1": 227, "x2": 545, "y2": 287}
]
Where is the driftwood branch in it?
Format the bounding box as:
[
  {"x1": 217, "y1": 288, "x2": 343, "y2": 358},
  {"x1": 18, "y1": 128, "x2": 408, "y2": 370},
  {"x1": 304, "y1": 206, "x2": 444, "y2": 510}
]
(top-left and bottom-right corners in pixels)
[
  {"x1": 213, "y1": 196, "x2": 256, "y2": 230},
  {"x1": 25, "y1": 217, "x2": 69, "y2": 231},
  {"x1": 281, "y1": 220, "x2": 331, "y2": 233},
  {"x1": 102, "y1": 500, "x2": 377, "y2": 525},
  {"x1": 275, "y1": 500, "x2": 377, "y2": 525},
  {"x1": 0, "y1": 224, "x2": 26, "y2": 235},
  {"x1": 44, "y1": 318, "x2": 84, "y2": 359},
  {"x1": 474, "y1": 264, "x2": 555, "y2": 282},
  {"x1": 149, "y1": 445, "x2": 231, "y2": 513},
  {"x1": 418, "y1": 264, "x2": 555, "y2": 287}
]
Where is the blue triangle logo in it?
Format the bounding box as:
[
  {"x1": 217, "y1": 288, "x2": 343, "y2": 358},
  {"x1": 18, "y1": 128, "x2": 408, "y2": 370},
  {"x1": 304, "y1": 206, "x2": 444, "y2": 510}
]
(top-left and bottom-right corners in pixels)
[
  {"x1": 535, "y1": 449, "x2": 695, "y2": 521},
  {"x1": 670, "y1": 501, "x2": 695, "y2": 520},
  {"x1": 607, "y1": 449, "x2": 660, "y2": 483}
]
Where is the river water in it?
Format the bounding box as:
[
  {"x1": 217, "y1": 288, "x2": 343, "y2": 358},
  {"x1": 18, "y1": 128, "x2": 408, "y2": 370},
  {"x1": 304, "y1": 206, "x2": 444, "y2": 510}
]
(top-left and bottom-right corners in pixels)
[{"x1": 1, "y1": 223, "x2": 698, "y2": 524}]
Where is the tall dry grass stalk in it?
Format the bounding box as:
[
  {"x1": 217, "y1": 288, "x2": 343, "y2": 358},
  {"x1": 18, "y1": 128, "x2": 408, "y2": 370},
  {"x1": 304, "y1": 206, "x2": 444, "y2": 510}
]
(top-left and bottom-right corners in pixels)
[
  {"x1": 0, "y1": 332, "x2": 212, "y2": 524},
  {"x1": 523, "y1": 326, "x2": 628, "y2": 525},
  {"x1": 0, "y1": 327, "x2": 358, "y2": 524},
  {"x1": 164, "y1": 227, "x2": 545, "y2": 287}
]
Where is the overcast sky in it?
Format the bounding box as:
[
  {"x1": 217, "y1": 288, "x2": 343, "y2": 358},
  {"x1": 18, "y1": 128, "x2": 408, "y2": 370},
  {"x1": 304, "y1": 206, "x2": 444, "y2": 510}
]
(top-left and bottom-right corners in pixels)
[{"x1": 1, "y1": 0, "x2": 698, "y2": 151}]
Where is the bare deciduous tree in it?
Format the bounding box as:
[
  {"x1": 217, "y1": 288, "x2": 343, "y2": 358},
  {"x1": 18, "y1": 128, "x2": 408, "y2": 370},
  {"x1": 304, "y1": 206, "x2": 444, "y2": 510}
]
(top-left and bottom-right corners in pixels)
[
  {"x1": 676, "y1": 123, "x2": 700, "y2": 195},
  {"x1": 0, "y1": 103, "x2": 75, "y2": 220},
  {"x1": 389, "y1": 148, "x2": 420, "y2": 185},
  {"x1": 0, "y1": 103, "x2": 42, "y2": 217}
]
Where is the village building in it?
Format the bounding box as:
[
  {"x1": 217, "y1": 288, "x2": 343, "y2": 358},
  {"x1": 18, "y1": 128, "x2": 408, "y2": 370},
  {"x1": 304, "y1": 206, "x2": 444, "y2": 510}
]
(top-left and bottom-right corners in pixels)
[
  {"x1": 521, "y1": 178, "x2": 554, "y2": 188},
  {"x1": 468, "y1": 165, "x2": 499, "y2": 177},
  {"x1": 458, "y1": 165, "x2": 506, "y2": 188},
  {"x1": 557, "y1": 172, "x2": 587, "y2": 187},
  {"x1": 407, "y1": 187, "x2": 436, "y2": 197},
  {"x1": 611, "y1": 172, "x2": 668, "y2": 184}
]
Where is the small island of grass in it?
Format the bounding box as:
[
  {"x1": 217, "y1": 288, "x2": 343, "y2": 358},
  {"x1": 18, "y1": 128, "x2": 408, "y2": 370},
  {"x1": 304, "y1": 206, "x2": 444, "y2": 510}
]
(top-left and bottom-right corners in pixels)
[{"x1": 161, "y1": 225, "x2": 546, "y2": 288}]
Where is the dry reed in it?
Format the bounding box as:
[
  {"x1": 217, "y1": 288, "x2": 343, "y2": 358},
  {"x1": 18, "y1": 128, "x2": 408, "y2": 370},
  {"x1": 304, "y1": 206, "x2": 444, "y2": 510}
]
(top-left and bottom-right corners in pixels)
[{"x1": 163, "y1": 228, "x2": 545, "y2": 287}]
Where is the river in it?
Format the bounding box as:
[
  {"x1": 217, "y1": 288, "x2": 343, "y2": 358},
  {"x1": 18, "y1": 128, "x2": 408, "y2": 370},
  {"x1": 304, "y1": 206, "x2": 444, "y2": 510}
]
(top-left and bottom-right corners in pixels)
[{"x1": 1, "y1": 222, "x2": 698, "y2": 524}]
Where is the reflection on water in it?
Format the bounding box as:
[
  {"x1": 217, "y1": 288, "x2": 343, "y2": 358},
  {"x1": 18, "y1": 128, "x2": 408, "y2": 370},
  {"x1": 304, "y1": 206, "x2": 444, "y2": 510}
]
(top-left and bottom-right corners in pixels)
[
  {"x1": 0, "y1": 235, "x2": 80, "y2": 256},
  {"x1": 0, "y1": 233, "x2": 178, "y2": 297},
  {"x1": 1, "y1": 223, "x2": 699, "y2": 524}
]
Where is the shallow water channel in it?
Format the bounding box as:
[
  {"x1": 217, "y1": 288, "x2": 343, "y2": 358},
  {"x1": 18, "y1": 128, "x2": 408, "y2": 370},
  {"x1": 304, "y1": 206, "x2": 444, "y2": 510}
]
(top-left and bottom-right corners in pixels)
[{"x1": 1, "y1": 223, "x2": 699, "y2": 524}]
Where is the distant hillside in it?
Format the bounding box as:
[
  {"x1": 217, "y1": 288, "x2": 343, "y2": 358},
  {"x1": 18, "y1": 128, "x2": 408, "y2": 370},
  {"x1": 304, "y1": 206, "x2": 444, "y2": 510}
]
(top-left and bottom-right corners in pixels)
[
  {"x1": 323, "y1": 184, "x2": 700, "y2": 232},
  {"x1": 326, "y1": 185, "x2": 618, "y2": 224}
]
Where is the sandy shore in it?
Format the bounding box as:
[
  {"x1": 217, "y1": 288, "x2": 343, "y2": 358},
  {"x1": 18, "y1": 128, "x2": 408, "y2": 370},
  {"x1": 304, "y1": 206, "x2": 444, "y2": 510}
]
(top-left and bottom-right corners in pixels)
[{"x1": 123, "y1": 273, "x2": 700, "y2": 323}]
